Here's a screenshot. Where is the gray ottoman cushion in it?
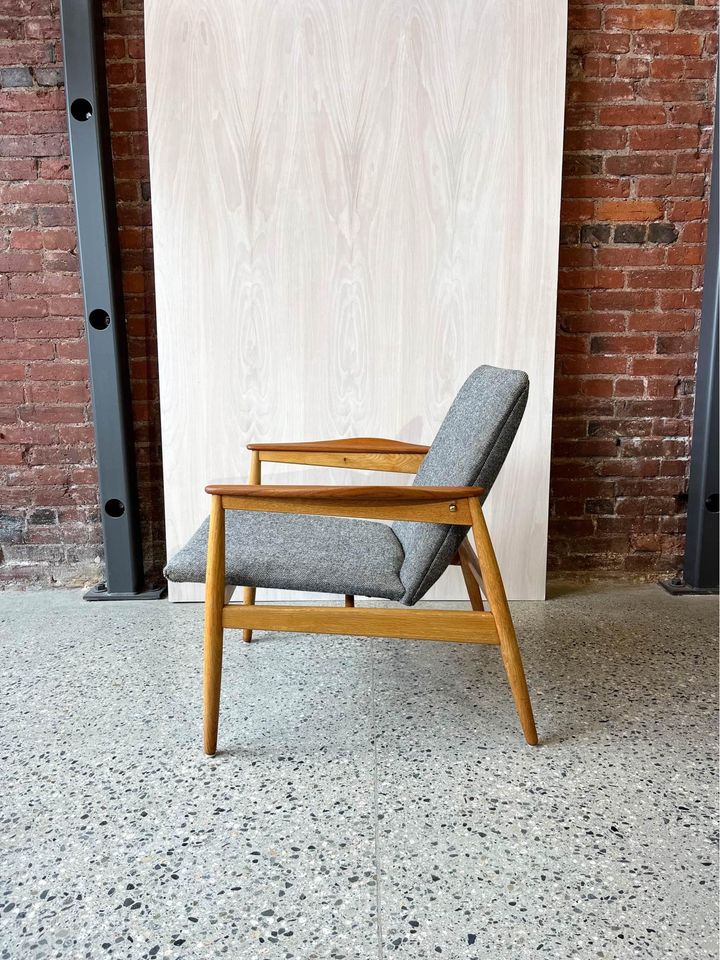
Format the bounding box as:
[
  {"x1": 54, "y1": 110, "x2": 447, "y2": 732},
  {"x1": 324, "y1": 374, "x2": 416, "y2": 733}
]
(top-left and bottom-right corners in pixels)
[{"x1": 165, "y1": 510, "x2": 406, "y2": 600}]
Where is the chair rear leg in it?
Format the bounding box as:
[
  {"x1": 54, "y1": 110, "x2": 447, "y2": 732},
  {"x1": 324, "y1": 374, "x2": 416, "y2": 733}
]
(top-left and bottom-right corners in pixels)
[
  {"x1": 458, "y1": 538, "x2": 484, "y2": 611},
  {"x1": 241, "y1": 451, "x2": 261, "y2": 643},
  {"x1": 204, "y1": 495, "x2": 226, "y2": 755},
  {"x1": 469, "y1": 500, "x2": 538, "y2": 746}
]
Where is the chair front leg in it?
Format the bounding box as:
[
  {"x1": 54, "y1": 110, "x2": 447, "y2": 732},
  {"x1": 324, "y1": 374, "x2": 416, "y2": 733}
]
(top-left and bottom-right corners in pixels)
[
  {"x1": 241, "y1": 451, "x2": 261, "y2": 642},
  {"x1": 203, "y1": 494, "x2": 226, "y2": 755},
  {"x1": 469, "y1": 499, "x2": 538, "y2": 746}
]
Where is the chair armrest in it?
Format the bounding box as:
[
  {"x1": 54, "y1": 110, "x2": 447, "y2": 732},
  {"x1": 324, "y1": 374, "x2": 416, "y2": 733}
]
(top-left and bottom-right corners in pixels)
[
  {"x1": 204, "y1": 484, "x2": 482, "y2": 525},
  {"x1": 246, "y1": 438, "x2": 429, "y2": 454},
  {"x1": 205, "y1": 484, "x2": 481, "y2": 501}
]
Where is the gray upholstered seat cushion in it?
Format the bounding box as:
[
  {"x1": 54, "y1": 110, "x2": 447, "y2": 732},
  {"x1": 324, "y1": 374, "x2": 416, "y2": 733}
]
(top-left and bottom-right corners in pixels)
[
  {"x1": 164, "y1": 511, "x2": 406, "y2": 600},
  {"x1": 393, "y1": 365, "x2": 529, "y2": 605}
]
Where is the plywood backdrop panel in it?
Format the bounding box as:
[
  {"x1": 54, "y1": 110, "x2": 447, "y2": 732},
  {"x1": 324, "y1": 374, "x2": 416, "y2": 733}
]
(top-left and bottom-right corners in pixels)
[{"x1": 145, "y1": 0, "x2": 567, "y2": 602}]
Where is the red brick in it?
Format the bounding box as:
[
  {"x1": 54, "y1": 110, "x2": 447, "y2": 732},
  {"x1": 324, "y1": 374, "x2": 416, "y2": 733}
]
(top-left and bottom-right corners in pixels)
[
  {"x1": 596, "y1": 199, "x2": 663, "y2": 221},
  {"x1": 636, "y1": 175, "x2": 705, "y2": 198},
  {"x1": 564, "y1": 127, "x2": 629, "y2": 151},
  {"x1": 598, "y1": 105, "x2": 666, "y2": 126},
  {"x1": 0, "y1": 158, "x2": 36, "y2": 180},
  {"x1": 616, "y1": 56, "x2": 651, "y2": 80},
  {"x1": 591, "y1": 290, "x2": 659, "y2": 311},
  {"x1": 669, "y1": 200, "x2": 707, "y2": 221},
  {"x1": 605, "y1": 153, "x2": 674, "y2": 176},
  {"x1": 14, "y1": 318, "x2": 83, "y2": 339},
  {"x1": 614, "y1": 379, "x2": 644, "y2": 398},
  {"x1": 669, "y1": 103, "x2": 714, "y2": 126},
  {"x1": 680, "y1": 222, "x2": 707, "y2": 244},
  {"x1": 630, "y1": 127, "x2": 700, "y2": 152},
  {"x1": 562, "y1": 177, "x2": 629, "y2": 199},
  {"x1": 0, "y1": 41, "x2": 54, "y2": 66},
  {"x1": 0, "y1": 252, "x2": 42, "y2": 272},
  {"x1": 630, "y1": 357, "x2": 696, "y2": 377},
  {"x1": 38, "y1": 157, "x2": 72, "y2": 179},
  {"x1": 677, "y1": 8, "x2": 718, "y2": 31},
  {"x1": 634, "y1": 33, "x2": 704, "y2": 57},
  {"x1": 562, "y1": 355, "x2": 628, "y2": 375},
  {"x1": 559, "y1": 247, "x2": 595, "y2": 269},
  {"x1": 628, "y1": 312, "x2": 695, "y2": 333},
  {"x1": 626, "y1": 269, "x2": 694, "y2": 289},
  {"x1": 0, "y1": 182, "x2": 68, "y2": 203},
  {"x1": 605, "y1": 8, "x2": 676, "y2": 31},
  {"x1": 567, "y1": 79, "x2": 635, "y2": 103},
  {"x1": 591, "y1": 335, "x2": 655, "y2": 355},
  {"x1": 560, "y1": 313, "x2": 626, "y2": 334},
  {"x1": 0, "y1": 88, "x2": 65, "y2": 112},
  {"x1": 0, "y1": 298, "x2": 49, "y2": 320},
  {"x1": 9, "y1": 229, "x2": 43, "y2": 250},
  {"x1": 45, "y1": 295, "x2": 84, "y2": 317},
  {"x1": 685, "y1": 59, "x2": 717, "y2": 81},
  {"x1": 640, "y1": 80, "x2": 708, "y2": 102},
  {"x1": 28, "y1": 361, "x2": 88, "y2": 382},
  {"x1": 559, "y1": 269, "x2": 625, "y2": 290},
  {"x1": 561, "y1": 199, "x2": 595, "y2": 223},
  {"x1": 0, "y1": 363, "x2": 26, "y2": 381},
  {"x1": 596, "y1": 247, "x2": 665, "y2": 268},
  {"x1": 671, "y1": 244, "x2": 705, "y2": 266},
  {"x1": 650, "y1": 58, "x2": 686, "y2": 81}
]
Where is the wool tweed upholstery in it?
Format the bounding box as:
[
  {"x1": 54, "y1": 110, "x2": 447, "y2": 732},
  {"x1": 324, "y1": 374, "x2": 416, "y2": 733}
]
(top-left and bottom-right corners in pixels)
[
  {"x1": 164, "y1": 510, "x2": 406, "y2": 600},
  {"x1": 164, "y1": 364, "x2": 528, "y2": 604},
  {"x1": 392, "y1": 365, "x2": 529, "y2": 605}
]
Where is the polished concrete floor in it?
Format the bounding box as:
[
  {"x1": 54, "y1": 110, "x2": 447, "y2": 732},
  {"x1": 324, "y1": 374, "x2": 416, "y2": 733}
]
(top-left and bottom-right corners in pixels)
[{"x1": 0, "y1": 584, "x2": 717, "y2": 960}]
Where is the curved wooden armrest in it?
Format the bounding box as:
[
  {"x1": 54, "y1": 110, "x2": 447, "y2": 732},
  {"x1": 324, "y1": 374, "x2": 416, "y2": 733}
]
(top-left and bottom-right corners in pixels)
[
  {"x1": 246, "y1": 437, "x2": 429, "y2": 454},
  {"x1": 205, "y1": 483, "x2": 483, "y2": 502}
]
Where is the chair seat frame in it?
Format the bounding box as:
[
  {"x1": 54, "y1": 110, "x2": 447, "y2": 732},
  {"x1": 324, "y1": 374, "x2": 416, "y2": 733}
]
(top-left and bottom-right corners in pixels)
[{"x1": 202, "y1": 439, "x2": 538, "y2": 754}]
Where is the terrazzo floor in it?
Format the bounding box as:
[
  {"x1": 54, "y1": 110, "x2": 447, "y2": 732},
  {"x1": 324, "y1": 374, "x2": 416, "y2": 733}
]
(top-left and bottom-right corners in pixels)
[{"x1": 0, "y1": 583, "x2": 717, "y2": 960}]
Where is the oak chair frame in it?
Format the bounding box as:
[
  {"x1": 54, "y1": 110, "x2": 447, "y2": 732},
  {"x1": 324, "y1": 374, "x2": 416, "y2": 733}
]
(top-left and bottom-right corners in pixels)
[{"x1": 202, "y1": 438, "x2": 538, "y2": 754}]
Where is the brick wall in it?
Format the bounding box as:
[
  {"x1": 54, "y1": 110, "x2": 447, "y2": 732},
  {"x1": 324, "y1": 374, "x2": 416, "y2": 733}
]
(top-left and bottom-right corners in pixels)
[
  {"x1": 0, "y1": 0, "x2": 717, "y2": 587},
  {"x1": 0, "y1": 0, "x2": 164, "y2": 585},
  {"x1": 552, "y1": 0, "x2": 717, "y2": 575}
]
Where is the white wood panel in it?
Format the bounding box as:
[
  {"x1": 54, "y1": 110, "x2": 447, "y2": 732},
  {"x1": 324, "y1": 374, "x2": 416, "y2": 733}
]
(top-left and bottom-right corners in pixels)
[{"x1": 145, "y1": 0, "x2": 567, "y2": 602}]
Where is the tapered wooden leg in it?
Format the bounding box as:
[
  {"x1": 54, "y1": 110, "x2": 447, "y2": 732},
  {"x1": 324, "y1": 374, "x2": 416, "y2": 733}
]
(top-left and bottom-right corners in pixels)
[
  {"x1": 241, "y1": 451, "x2": 261, "y2": 642},
  {"x1": 469, "y1": 499, "x2": 538, "y2": 746},
  {"x1": 344, "y1": 595, "x2": 355, "y2": 607},
  {"x1": 203, "y1": 495, "x2": 226, "y2": 755},
  {"x1": 458, "y1": 538, "x2": 484, "y2": 611}
]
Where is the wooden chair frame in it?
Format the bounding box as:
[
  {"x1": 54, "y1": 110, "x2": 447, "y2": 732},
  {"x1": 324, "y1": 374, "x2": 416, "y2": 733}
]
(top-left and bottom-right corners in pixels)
[{"x1": 202, "y1": 439, "x2": 538, "y2": 754}]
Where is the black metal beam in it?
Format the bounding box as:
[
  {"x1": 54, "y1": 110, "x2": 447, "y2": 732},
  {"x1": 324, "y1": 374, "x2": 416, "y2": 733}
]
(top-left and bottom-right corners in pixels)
[
  {"x1": 662, "y1": 87, "x2": 719, "y2": 595},
  {"x1": 683, "y1": 102, "x2": 719, "y2": 589},
  {"x1": 60, "y1": 0, "x2": 164, "y2": 600}
]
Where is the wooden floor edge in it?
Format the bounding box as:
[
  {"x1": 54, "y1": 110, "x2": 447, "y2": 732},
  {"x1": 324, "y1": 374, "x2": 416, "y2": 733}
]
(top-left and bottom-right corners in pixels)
[{"x1": 221, "y1": 604, "x2": 500, "y2": 644}]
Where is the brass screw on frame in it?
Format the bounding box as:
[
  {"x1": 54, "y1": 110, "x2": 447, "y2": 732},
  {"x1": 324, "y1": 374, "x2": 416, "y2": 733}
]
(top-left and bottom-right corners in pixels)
[{"x1": 449, "y1": 503, "x2": 457, "y2": 512}]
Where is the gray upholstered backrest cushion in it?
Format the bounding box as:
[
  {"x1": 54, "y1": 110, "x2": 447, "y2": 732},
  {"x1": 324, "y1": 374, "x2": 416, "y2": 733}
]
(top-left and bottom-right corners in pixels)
[{"x1": 392, "y1": 365, "x2": 529, "y2": 605}]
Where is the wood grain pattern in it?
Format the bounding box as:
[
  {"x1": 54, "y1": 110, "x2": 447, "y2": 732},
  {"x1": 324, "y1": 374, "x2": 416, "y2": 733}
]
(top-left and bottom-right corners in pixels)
[
  {"x1": 256, "y1": 450, "x2": 426, "y2": 474},
  {"x1": 248, "y1": 438, "x2": 429, "y2": 453},
  {"x1": 458, "y1": 537, "x2": 484, "y2": 611},
  {"x1": 240, "y1": 449, "x2": 261, "y2": 642},
  {"x1": 207, "y1": 483, "x2": 482, "y2": 502},
  {"x1": 221, "y1": 604, "x2": 500, "y2": 645},
  {"x1": 469, "y1": 497, "x2": 538, "y2": 744},
  {"x1": 219, "y1": 493, "x2": 473, "y2": 525},
  {"x1": 145, "y1": 0, "x2": 567, "y2": 601},
  {"x1": 202, "y1": 494, "x2": 225, "y2": 754}
]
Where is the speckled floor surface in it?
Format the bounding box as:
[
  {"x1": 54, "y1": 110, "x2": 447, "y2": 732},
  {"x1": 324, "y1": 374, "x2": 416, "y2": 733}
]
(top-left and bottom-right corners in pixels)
[{"x1": 0, "y1": 583, "x2": 717, "y2": 960}]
